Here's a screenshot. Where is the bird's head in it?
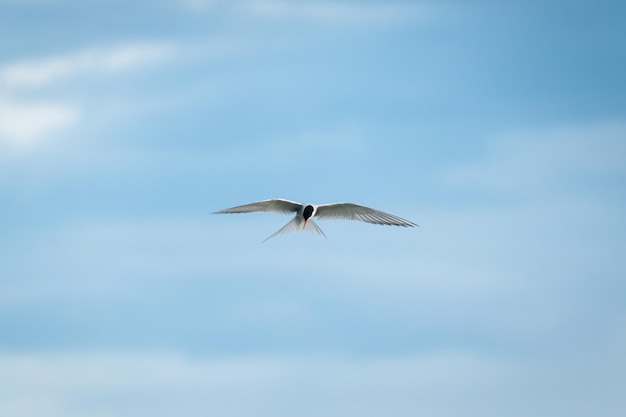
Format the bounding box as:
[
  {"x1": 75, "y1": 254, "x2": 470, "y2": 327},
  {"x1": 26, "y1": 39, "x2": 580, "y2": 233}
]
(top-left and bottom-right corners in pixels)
[{"x1": 302, "y1": 204, "x2": 315, "y2": 227}]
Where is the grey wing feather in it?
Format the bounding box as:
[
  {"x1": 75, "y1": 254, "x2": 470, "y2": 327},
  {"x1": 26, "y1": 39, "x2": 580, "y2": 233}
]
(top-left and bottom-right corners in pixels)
[
  {"x1": 214, "y1": 199, "x2": 302, "y2": 215},
  {"x1": 315, "y1": 203, "x2": 417, "y2": 227}
]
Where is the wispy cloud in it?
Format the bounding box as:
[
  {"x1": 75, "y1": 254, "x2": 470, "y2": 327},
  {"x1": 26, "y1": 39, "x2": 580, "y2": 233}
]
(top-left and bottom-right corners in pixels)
[
  {"x1": 0, "y1": 42, "x2": 174, "y2": 148},
  {"x1": 0, "y1": 42, "x2": 173, "y2": 89}
]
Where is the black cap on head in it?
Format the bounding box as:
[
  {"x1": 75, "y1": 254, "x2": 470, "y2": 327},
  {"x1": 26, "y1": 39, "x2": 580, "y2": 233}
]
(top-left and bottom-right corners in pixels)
[{"x1": 303, "y1": 205, "x2": 314, "y2": 221}]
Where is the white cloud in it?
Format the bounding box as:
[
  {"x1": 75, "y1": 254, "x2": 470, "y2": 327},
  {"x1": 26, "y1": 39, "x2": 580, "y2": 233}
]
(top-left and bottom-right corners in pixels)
[
  {"x1": 0, "y1": 99, "x2": 79, "y2": 148},
  {"x1": 0, "y1": 42, "x2": 173, "y2": 88},
  {"x1": 443, "y1": 121, "x2": 626, "y2": 193}
]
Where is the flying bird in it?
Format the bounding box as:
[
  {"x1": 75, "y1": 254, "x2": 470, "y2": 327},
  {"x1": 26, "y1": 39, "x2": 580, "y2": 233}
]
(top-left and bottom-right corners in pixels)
[{"x1": 214, "y1": 198, "x2": 417, "y2": 241}]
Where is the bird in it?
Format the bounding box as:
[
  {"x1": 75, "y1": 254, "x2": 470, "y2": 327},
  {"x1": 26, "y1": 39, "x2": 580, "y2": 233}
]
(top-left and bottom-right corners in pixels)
[{"x1": 214, "y1": 198, "x2": 417, "y2": 241}]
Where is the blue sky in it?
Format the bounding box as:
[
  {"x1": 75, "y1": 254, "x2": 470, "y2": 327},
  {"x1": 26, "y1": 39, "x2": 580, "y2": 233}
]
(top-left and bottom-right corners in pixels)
[{"x1": 1, "y1": 0, "x2": 625, "y2": 416}]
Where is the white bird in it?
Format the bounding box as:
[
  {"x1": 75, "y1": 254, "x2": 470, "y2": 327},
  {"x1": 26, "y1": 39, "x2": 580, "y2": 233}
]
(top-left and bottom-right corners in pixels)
[{"x1": 214, "y1": 198, "x2": 417, "y2": 241}]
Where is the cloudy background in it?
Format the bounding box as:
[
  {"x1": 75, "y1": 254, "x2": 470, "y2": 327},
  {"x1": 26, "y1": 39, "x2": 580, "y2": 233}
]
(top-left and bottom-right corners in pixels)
[{"x1": 1, "y1": 0, "x2": 625, "y2": 416}]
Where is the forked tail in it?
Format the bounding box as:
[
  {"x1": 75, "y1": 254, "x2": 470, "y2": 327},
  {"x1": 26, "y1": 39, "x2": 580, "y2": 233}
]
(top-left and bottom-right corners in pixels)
[{"x1": 263, "y1": 217, "x2": 327, "y2": 242}]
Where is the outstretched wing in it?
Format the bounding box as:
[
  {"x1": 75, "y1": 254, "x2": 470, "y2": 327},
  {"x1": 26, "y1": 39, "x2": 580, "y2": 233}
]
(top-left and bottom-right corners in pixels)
[
  {"x1": 315, "y1": 203, "x2": 417, "y2": 227},
  {"x1": 214, "y1": 199, "x2": 302, "y2": 215}
]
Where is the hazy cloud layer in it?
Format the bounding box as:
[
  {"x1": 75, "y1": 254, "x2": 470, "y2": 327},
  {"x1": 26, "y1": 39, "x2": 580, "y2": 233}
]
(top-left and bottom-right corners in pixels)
[{"x1": 1, "y1": 350, "x2": 623, "y2": 417}]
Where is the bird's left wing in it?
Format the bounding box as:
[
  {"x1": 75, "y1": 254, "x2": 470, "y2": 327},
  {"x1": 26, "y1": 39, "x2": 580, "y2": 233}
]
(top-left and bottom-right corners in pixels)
[
  {"x1": 315, "y1": 203, "x2": 417, "y2": 227},
  {"x1": 214, "y1": 199, "x2": 302, "y2": 215}
]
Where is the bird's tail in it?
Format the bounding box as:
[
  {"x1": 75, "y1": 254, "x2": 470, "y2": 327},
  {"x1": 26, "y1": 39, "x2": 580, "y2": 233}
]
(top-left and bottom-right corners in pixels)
[
  {"x1": 263, "y1": 217, "x2": 326, "y2": 242},
  {"x1": 305, "y1": 219, "x2": 327, "y2": 239}
]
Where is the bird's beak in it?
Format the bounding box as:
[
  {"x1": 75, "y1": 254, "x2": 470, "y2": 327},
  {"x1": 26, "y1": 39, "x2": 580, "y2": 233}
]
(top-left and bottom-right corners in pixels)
[{"x1": 303, "y1": 220, "x2": 307, "y2": 229}]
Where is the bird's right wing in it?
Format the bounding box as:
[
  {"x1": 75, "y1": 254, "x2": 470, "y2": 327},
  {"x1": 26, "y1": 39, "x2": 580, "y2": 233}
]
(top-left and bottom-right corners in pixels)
[
  {"x1": 315, "y1": 203, "x2": 417, "y2": 227},
  {"x1": 214, "y1": 199, "x2": 302, "y2": 215}
]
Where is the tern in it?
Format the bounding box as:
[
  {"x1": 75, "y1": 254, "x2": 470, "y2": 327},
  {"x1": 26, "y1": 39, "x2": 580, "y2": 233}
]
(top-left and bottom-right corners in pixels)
[{"x1": 214, "y1": 198, "x2": 417, "y2": 241}]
